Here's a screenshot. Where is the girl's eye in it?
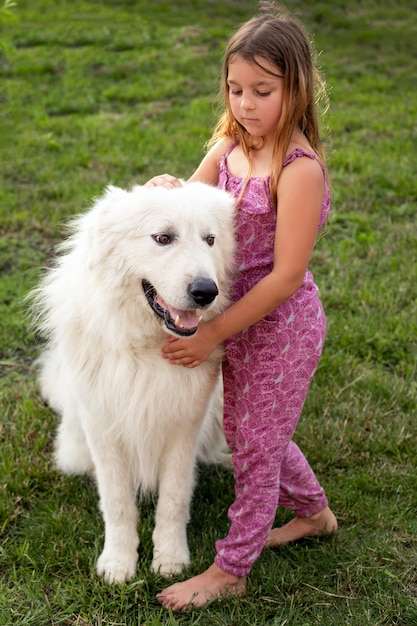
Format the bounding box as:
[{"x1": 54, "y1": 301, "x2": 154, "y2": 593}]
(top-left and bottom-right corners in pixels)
[
  {"x1": 229, "y1": 89, "x2": 270, "y2": 97},
  {"x1": 206, "y1": 235, "x2": 215, "y2": 247},
  {"x1": 152, "y1": 233, "x2": 171, "y2": 245}
]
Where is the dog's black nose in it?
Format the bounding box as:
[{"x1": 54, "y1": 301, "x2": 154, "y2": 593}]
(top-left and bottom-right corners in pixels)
[{"x1": 188, "y1": 278, "x2": 218, "y2": 306}]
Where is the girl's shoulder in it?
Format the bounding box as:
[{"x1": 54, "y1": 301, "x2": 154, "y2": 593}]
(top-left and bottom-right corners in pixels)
[
  {"x1": 189, "y1": 138, "x2": 235, "y2": 185},
  {"x1": 282, "y1": 147, "x2": 328, "y2": 187},
  {"x1": 281, "y1": 147, "x2": 331, "y2": 226},
  {"x1": 283, "y1": 147, "x2": 323, "y2": 168},
  {"x1": 209, "y1": 137, "x2": 235, "y2": 162}
]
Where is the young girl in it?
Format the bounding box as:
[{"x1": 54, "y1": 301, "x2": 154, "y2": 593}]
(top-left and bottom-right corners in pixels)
[{"x1": 146, "y1": 1, "x2": 337, "y2": 610}]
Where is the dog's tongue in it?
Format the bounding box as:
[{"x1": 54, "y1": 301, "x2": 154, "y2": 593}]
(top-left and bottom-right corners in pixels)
[{"x1": 155, "y1": 295, "x2": 200, "y2": 329}]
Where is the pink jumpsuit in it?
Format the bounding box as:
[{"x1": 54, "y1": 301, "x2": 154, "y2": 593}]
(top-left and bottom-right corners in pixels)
[{"x1": 214, "y1": 146, "x2": 331, "y2": 577}]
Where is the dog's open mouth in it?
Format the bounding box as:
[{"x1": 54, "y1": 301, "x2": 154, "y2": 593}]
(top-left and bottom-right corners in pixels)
[{"x1": 142, "y1": 280, "x2": 200, "y2": 337}]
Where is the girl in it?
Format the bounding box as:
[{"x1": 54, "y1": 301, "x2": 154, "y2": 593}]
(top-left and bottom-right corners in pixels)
[{"x1": 146, "y1": 1, "x2": 337, "y2": 610}]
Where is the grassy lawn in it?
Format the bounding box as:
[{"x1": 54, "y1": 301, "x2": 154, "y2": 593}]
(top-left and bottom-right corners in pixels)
[{"x1": 1, "y1": 0, "x2": 416, "y2": 624}]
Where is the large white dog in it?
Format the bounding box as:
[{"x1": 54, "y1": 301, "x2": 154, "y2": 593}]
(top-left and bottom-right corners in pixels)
[{"x1": 31, "y1": 182, "x2": 236, "y2": 583}]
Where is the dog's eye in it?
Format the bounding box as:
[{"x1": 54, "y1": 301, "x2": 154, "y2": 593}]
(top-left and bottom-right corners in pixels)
[
  {"x1": 152, "y1": 234, "x2": 171, "y2": 245},
  {"x1": 206, "y1": 235, "x2": 215, "y2": 247}
]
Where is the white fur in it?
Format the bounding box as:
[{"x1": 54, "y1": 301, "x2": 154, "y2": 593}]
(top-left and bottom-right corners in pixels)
[{"x1": 31, "y1": 182, "x2": 235, "y2": 583}]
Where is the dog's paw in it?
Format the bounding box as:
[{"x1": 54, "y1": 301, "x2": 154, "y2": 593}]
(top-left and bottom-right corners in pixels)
[
  {"x1": 96, "y1": 550, "x2": 138, "y2": 584},
  {"x1": 151, "y1": 552, "x2": 190, "y2": 578}
]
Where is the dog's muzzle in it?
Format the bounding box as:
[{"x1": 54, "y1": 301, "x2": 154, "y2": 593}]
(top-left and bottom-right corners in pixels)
[{"x1": 142, "y1": 279, "x2": 218, "y2": 337}]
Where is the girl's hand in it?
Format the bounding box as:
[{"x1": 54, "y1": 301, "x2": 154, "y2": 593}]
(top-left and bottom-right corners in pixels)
[
  {"x1": 161, "y1": 322, "x2": 218, "y2": 368},
  {"x1": 144, "y1": 174, "x2": 183, "y2": 189}
]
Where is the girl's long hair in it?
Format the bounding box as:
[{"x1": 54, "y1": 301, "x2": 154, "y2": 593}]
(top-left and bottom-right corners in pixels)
[{"x1": 208, "y1": 2, "x2": 329, "y2": 208}]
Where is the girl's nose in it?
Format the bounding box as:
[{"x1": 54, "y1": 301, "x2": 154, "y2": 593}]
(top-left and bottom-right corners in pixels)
[{"x1": 241, "y1": 94, "x2": 255, "y2": 110}]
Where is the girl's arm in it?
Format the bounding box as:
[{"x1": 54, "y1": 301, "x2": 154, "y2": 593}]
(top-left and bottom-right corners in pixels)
[{"x1": 163, "y1": 155, "x2": 325, "y2": 367}]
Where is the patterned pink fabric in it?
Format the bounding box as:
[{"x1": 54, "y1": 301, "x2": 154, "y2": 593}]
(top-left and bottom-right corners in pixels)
[{"x1": 214, "y1": 146, "x2": 330, "y2": 577}]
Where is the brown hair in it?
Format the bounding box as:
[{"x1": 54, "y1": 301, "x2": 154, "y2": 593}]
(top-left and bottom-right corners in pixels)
[{"x1": 208, "y1": 2, "x2": 328, "y2": 207}]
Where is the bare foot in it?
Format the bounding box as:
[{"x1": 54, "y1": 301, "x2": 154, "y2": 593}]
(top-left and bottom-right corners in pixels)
[
  {"x1": 265, "y1": 506, "x2": 338, "y2": 547},
  {"x1": 156, "y1": 562, "x2": 246, "y2": 611}
]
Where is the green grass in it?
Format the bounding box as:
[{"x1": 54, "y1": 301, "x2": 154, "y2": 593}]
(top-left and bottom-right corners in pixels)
[{"x1": 1, "y1": 0, "x2": 417, "y2": 624}]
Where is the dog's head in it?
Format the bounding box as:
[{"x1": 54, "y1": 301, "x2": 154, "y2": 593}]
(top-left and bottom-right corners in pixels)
[{"x1": 83, "y1": 182, "x2": 236, "y2": 338}]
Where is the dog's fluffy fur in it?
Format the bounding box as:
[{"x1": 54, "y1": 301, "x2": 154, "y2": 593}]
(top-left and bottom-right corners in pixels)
[{"x1": 30, "y1": 182, "x2": 235, "y2": 583}]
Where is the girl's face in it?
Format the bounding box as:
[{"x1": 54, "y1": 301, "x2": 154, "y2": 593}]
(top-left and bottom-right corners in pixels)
[{"x1": 227, "y1": 54, "x2": 285, "y2": 144}]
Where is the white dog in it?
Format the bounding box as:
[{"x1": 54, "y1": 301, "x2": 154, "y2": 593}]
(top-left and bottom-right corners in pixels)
[{"x1": 30, "y1": 182, "x2": 235, "y2": 583}]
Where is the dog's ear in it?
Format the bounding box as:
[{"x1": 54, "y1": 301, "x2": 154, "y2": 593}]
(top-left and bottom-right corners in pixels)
[{"x1": 86, "y1": 186, "x2": 128, "y2": 272}]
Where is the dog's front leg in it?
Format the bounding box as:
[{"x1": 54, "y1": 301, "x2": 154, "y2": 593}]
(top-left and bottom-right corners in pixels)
[
  {"x1": 151, "y1": 433, "x2": 199, "y2": 576},
  {"x1": 85, "y1": 429, "x2": 139, "y2": 584}
]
